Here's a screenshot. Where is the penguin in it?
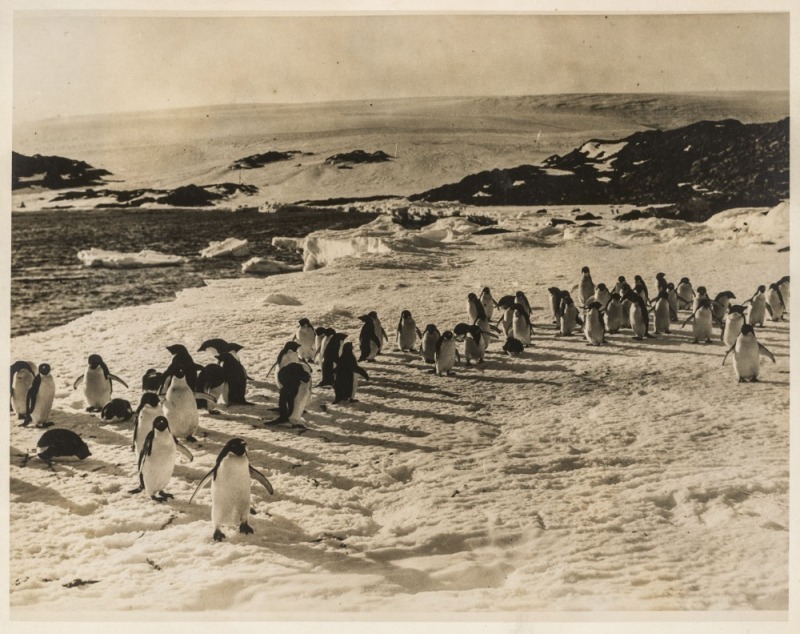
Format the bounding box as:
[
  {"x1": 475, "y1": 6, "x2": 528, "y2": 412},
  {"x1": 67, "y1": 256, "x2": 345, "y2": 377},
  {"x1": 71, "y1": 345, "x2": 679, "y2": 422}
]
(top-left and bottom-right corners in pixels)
[
  {"x1": 160, "y1": 344, "x2": 203, "y2": 395},
  {"x1": 141, "y1": 368, "x2": 164, "y2": 393},
  {"x1": 10, "y1": 361, "x2": 36, "y2": 420},
  {"x1": 497, "y1": 304, "x2": 515, "y2": 338},
  {"x1": 271, "y1": 341, "x2": 303, "y2": 389},
  {"x1": 217, "y1": 351, "x2": 250, "y2": 405},
  {"x1": 454, "y1": 323, "x2": 485, "y2": 365},
  {"x1": 131, "y1": 416, "x2": 193, "y2": 502},
  {"x1": 72, "y1": 354, "x2": 128, "y2": 413},
  {"x1": 314, "y1": 327, "x2": 336, "y2": 365},
  {"x1": 711, "y1": 291, "x2": 736, "y2": 324},
  {"x1": 36, "y1": 429, "x2": 91, "y2": 464},
  {"x1": 655, "y1": 272, "x2": 669, "y2": 293},
  {"x1": 479, "y1": 287, "x2": 497, "y2": 321},
  {"x1": 624, "y1": 291, "x2": 652, "y2": 340},
  {"x1": 593, "y1": 283, "x2": 611, "y2": 308},
  {"x1": 320, "y1": 333, "x2": 347, "y2": 387},
  {"x1": 162, "y1": 367, "x2": 216, "y2": 442},
  {"x1": 633, "y1": 275, "x2": 650, "y2": 304},
  {"x1": 619, "y1": 283, "x2": 633, "y2": 329},
  {"x1": 765, "y1": 283, "x2": 785, "y2": 322},
  {"x1": 676, "y1": 277, "x2": 695, "y2": 309},
  {"x1": 396, "y1": 310, "x2": 422, "y2": 352},
  {"x1": 682, "y1": 298, "x2": 721, "y2": 344},
  {"x1": 611, "y1": 276, "x2": 627, "y2": 296},
  {"x1": 312, "y1": 326, "x2": 328, "y2": 364},
  {"x1": 577, "y1": 266, "x2": 595, "y2": 306},
  {"x1": 474, "y1": 317, "x2": 499, "y2": 352},
  {"x1": 511, "y1": 304, "x2": 533, "y2": 346},
  {"x1": 651, "y1": 290, "x2": 672, "y2": 334},
  {"x1": 721, "y1": 305, "x2": 748, "y2": 349},
  {"x1": 293, "y1": 319, "x2": 316, "y2": 362},
  {"x1": 692, "y1": 286, "x2": 710, "y2": 313},
  {"x1": 434, "y1": 331, "x2": 460, "y2": 376},
  {"x1": 467, "y1": 293, "x2": 487, "y2": 324},
  {"x1": 196, "y1": 363, "x2": 227, "y2": 413},
  {"x1": 666, "y1": 282, "x2": 680, "y2": 322},
  {"x1": 369, "y1": 311, "x2": 389, "y2": 352},
  {"x1": 604, "y1": 293, "x2": 624, "y2": 334},
  {"x1": 776, "y1": 275, "x2": 790, "y2": 311},
  {"x1": 502, "y1": 337, "x2": 525, "y2": 356},
  {"x1": 746, "y1": 285, "x2": 768, "y2": 327},
  {"x1": 189, "y1": 438, "x2": 274, "y2": 542},
  {"x1": 132, "y1": 392, "x2": 163, "y2": 457},
  {"x1": 358, "y1": 314, "x2": 382, "y2": 362},
  {"x1": 419, "y1": 324, "x2": 441, "y2": 364},
  {"x1": 23, "y1": 363, "x2": 55, "y2": 428},
  {"x1": 515, "y1": 291, "x2": 532, "y2": 318},
  {"x1": 582, "y1": 301, "x2": 606, "y2": 345},
  {"x1": 722, "y1": 324, "x2": 776, "y2": 383},
  {"x1": 556, "y1": 294, "x2": 582, "y2": 337},
  {"x1": 198, "y1": 338, "x2": 242, "y2": 358},
  {"x1": 547, "y1": 287, "x2": 562, "y2": 325},
  {"x1": 100, "y1": 398, "x2": 133, "y2": 423},
  {"x1": 269, "y1": 362, "x2": 312, "y2": 424},
  {"x1": 333, "y1": 342, "x2": 369, "y2": 403}
]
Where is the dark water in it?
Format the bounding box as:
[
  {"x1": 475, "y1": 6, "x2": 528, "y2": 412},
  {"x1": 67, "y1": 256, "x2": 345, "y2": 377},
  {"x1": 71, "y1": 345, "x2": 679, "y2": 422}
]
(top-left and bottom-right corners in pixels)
[{"x1": 11, "y1": 207, "x2": 379, "y2": 337}]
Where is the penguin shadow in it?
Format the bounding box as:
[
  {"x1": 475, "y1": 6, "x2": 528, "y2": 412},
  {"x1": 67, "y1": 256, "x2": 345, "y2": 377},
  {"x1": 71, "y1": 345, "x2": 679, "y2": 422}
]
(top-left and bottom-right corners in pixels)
[
  {"x1": 312, "y1": 406, "x2": 432, "y2": 438},
  {"x1": 359, "y1": 385, "x2": 477, "y2": 408},
  {"x1": 9, "y1": 474, "x2": 100, "y2": 516},
  {"x1": 364, "y1": 400, "x2": 490, "y2": 429},
  {"x1": 370, "y1": 374, "x2": 470, "y2": 401},
  {"x1": 610, "y1": 335, "x2": 724, "y2": 355},
  {"x1": 479, "y1": 356, "x2": 572, "y2": 374}
]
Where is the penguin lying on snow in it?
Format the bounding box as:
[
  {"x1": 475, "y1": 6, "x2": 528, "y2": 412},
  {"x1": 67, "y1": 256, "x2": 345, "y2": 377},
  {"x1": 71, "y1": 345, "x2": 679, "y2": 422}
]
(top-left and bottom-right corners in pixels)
[
  {"x1": 36, "y1": 428, "x2": 91, "y2": 464},
  {"x1": 100, "y1": 398, "x2": 133, "y2": 423},
  {"x1": 73, "y1": 354, "x2": 128, "y2": 412},
  {"x1": 141, "y1": 368, "x2": 164, "y2": 393},
  {"x1": 190, "y1": 438, "x2": 274, "y2": 542}
]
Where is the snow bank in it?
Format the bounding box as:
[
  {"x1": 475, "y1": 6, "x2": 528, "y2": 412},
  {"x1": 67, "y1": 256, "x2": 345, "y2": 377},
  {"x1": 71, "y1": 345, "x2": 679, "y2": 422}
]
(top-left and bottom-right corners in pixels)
[
  {"x1": 705, "y1": 201, "x2": 789, "y2": 243},
  {"x1": 241, "y1": 257, "x2": 303, "y2": 275},
  {"x1": 263, "y1": 293, "x2": 302, "y2": 305},
  {"x1": 200, "y1": 237, "x2": 251, "y2": 258},
  {"x1": 76, "y1": 248, "x2": 186, "y2": 268}
]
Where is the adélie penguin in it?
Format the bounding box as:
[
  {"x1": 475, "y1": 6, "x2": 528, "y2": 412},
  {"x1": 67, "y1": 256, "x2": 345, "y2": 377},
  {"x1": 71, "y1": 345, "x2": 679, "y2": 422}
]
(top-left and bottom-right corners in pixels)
[
  {"x1": 396, "y1": 310, "x2": 422, "y2": 352},
  {"x1": 130, "y1": 416, "x2": 193, "y2": 502},
  {"x1": 23, "y1": 363, "x2": 56, "y2": 428},
  {"x1": 72, "y1": 354, "x2": 128, "y2": 412},
  {"x1": 217, "y1": 351, "x2": 251, "y2": 405},
  {"x1": 746, "y1": 285, "x2": 768, "y2": 327},
  {"x1": 434, "y1": 331, "x2": 460, "y2": 376},
  {"x1": 357, "y1": 314, "x2": 382, "y2": 362},
  {"x1": 333, "y1": 342, "x2": 369, "y2": 403},
  {"x1": 267, "y1": 362, "x2": 312, "y2": 425},
  {"x1": 36, "y1": 428, "x2": 91, "y2": 464},
  {"x1": 582, "y1": 301, "x2": 606, "y2": 345},
  {"x1": 419, "y1": 324, "x2": 441, "y2": 364},
  {"x1": 10, "y1": 361, "x2": 36, "y2": 420},
  {"x1": 293, "y1": 319, "x2": 316, "y2": 362},
  {"x1": 162, "y1": 367, "x2": 217, "y2": 442},
  {"x1": 132, "y1": 392, "x2": 164, "y2": 457},
  {"x1": 721, "y1": 305, "x2": 747, "y2": 349},
  {"x1": 722, "y1": 324, "x2": 776, "y2": 383},
  {"x1": 577, "y1": 266, "x2": 595, "y2": 307},
  {"x1": 190, "y1": 438, "x2": 274, "y2": 542},
  {"x1": 682, "y1": 298, "x2": 722, "y2": 344},
  {"x1": 765, "y1": 283, "x2": 786, "y2": 322}
]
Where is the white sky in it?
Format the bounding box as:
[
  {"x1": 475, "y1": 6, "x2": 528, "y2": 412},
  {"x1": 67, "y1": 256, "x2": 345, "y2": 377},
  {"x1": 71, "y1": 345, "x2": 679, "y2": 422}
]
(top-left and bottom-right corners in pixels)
[{"x1": 10, "y1": 11, "x2": 792, "y2": 121}]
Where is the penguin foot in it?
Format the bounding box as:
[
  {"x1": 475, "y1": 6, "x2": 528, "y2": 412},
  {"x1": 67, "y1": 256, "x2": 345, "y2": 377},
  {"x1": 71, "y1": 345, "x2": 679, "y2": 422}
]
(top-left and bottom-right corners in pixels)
[
  {"x1": 239, "y1": 522, "x2": 254, "y2": 535},
  {"x1": 750, "y1": 377, "x2": 760, "y2": 383},
  {"x1": 128, "y1": 485, "x2": 143, "y2": 495},
  {"x1": 264, "y1": 417, "x2": 288, "y2": 426},
  {"x1": 465, "y1": 361, "x2": 471, "y2": 366},
  {"x1": 85, "y1": 407, "x2": 101, "y2": 413},
  {"x1": 186, "y1": 435, "x2": 197, "y2": 443},
  {"x1": 36, "y1": 421, "x2": 54, "y2": 428},
  {"x1": 692, "y1": 339, "x2": 700, "y2": 344},
  {"x1": 158, "y1": 491, "x2": 174, "y2": 500},
  {"x1": 151, "y1": 495, "x2": 168, "y2": 504},
  {"x1": 705, "y1": 339, "x2": 712, "y2": 344},
  {"x1": 349, "y1": 398, "x2": 359, "y2": 403},
  {"x1": 645, "y1": 333, "x2": 656, "y2": 339},
  {"x1": 208, "y1": 409, "x2": 221, "y2": 415},
  {"x1": 213, "y1": 529, "x2": 226, "y2": 542}
]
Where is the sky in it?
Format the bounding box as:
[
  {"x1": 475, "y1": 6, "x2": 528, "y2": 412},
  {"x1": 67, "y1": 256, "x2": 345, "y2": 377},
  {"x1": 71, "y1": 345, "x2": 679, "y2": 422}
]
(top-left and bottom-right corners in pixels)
[{"x1": 11, "y1": 11, "x2": 791, "y2": 122}]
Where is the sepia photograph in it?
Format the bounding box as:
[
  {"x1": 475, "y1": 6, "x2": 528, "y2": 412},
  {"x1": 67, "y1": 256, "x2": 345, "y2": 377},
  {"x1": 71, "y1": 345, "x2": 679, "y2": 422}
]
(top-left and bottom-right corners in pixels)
[{"x1": 3, "y1": 1, "x2": 796, "y2": 631}]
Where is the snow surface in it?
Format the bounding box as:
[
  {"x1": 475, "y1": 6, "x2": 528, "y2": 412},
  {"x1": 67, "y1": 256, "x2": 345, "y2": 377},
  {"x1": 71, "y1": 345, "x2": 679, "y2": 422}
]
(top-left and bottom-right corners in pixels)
[
  {"x1": 7, "y1": 202, "x2": 791, "y2": 620},
  {"x1": 241, "y1": 258, "x2": 303, "y2": 275},
  {"x1": 76, "y1": 248, "x2": 186, "y2": 268}
]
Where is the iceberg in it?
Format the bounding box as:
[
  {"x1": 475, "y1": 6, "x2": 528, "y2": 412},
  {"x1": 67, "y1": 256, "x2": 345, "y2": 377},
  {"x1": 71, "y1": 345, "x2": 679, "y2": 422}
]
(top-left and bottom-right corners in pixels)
[
  {"x1": 76, "y1": 248, "x2": 186, "y2": 268},
  {"x1": 200, "y1": 237, "x2": 251, "y2": 258}
]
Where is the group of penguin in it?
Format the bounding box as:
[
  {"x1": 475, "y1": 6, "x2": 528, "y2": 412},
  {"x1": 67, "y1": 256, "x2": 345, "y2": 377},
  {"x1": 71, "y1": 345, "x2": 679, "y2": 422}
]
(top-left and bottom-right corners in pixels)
[{"x1": 9, "y1": 265, "x2": 788, "y2": 541}]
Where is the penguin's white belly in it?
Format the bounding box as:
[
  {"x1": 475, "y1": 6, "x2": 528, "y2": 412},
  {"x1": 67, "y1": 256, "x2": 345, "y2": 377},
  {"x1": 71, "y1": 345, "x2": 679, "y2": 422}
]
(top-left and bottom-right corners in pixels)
[
  {"x1": 482, "y1": 301, "x2": 494, "y2": 321},
  {"x1": 299, "y1": 333, "x2": 315, "y2": 360},
  {"x1": 142, "y1": 435, "x2": 176, "y2": 495},
  {"x1": 11, "y1": 372, "x2": 34, "y2": 416},
  {"x1": 209, "y1": 382, "x2": 227, "y2": 407},
  {"x1": 512, "y1": 318, "x2": 530, "y2": 345},
  {"x1": 654, "y1": 303, "x2": 670, "y2": 331},
  {"x1": 135, "y1": 405, "x2": 162, "y2": 456},
  {"x1": 351, "y1": 375, "x2": 360, "y2": 399},
  {"x1": 723, "y1": 317, "x2": 743, "y2": 349},
  {"x1": 767, "y1": 296, "x2": 784, "y2": 321},
  {"x1": 290, "y1": 381, "x2": 311, "y2": 422},
  {"x1": 212, "y1": 459, "x2": 251, "y2": 527},
  {"x1": 420, "y1": 336, "x2": 437, "y2": 362},
  {"x1": 693, "y1": 311, "x2": 713, "y2": 340},
  {"x1": 398, "y1": 326, "x2": 416, "y2": 350},
  {"x1": 31, "y1": 378, "x2": 56, "y2": 425},
  {"x1": 584, "y1": 314, "x2": 603, "y2": 344},
  {"x1": 163, "y1": 387, "x2": 198, "y2": 438},
  {"x1": 84, "y1": 371, "x2": 112, "y2": 408},
  {"x1": 367, "y1": 340, "x2": 379, "y2": 360},
  {"x1": 464, "y1": 338, "x2": 482, "y2": 361},
  {"x1": 630, "y1": 305, "x2": 646, "y2": 338},
  {"x1": 435, "y1": 345, "x2": 457, "y2": 374},
  {"x1": 748, "y1": 301, "x2": 766, "y2": 325},
  {"x1": 605, "y1": 303, "x2": 622, "y2": 332},
  {"x1": 733, "y1": 340, "x2": 760, "y2": 379}
]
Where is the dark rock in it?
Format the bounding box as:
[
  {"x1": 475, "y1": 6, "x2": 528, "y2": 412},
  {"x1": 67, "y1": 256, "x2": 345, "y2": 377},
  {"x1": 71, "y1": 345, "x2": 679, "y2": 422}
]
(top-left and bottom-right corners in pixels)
[
  {"x1": 326, "y1": 150, "x2": 392, "y2": 165},
  {"x1": 575, "y1": 212, "x2": 602, "y2": 220},
  {"x1": 12, "y1": 151, "x2": 111, "y2": 190},
  {"x1": 550, "y1": 218, "x2": 575, "y2": 226}
]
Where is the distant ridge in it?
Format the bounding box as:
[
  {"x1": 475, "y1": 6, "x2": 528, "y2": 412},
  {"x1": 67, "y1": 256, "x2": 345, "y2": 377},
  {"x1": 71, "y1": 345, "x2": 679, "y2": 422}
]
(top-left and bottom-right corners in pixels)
[
  {"x1": 410, "y1": 117, "x2": 789, "y2": 221},
  {"x1": 12, "y1": 151, "x2": 111, "y2": 190}
]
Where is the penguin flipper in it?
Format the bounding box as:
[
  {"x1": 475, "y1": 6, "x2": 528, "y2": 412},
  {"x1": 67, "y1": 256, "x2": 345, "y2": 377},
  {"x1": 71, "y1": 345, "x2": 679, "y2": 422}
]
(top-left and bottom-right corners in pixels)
[
  {"x1": 194, "y1": 391, "x2": 218, "y2": 403},
  {"x1": 765, "y1": 303, "x2": 774, "y2": 317},
  {"x1": 109, "y1": 374, "x2": 129, "y2": 388},
  {"x1": 72, "y1": 375, "x2": 84, "y2": 390},
  {"x1": 175, "y1": 441, "x2": 194, "y2": 462},
  {"x1": 721, "y1": 345, "x2": 735, "y2": 366},
  {"x1": 189, "y1": 469, "x2": 214, "y2": 503},
  {"x1": 758, "y1": 343, "x2": 776, "y2": 363},
  {"x1": 249, "y1": 465, "x2": 274, "y2": 495}
]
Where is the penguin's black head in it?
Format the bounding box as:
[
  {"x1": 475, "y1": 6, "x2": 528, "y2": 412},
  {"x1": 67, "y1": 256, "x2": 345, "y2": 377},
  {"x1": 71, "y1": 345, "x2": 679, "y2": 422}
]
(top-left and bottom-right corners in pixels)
[
  {"x1": 467, "y1": 292, "x2": 477, "y2": 300},
  {"x1": 618, "y1": 276, "x2": 626, "y2": 283},
  {"x1": 609, "y1": 292, "x2": 621, "y2": 302},
  {"x1": 620, "y1": 283, "x2": 632, "y2": 294},
  {"x1": 326, "y1": 327, "x2": 337, "y2": 336},
  {"x1": 226, "y1": 438, "x2": 248, "y2": 457},
  {"x1": 298, "y1": 318, "x2": 311, "y2": 327},
  {"x1": 768, "y1": 282, "x2": 779, "y2": 290},
  {"x1": 139, "y1": 392, "x2": 161, "y2": 408},
  {"x1": 167, "y1": 344, "x2": 190, "y2": 356},
  {"x1": 597, "y1": 283, "x2": 607, "y2": 292},
  {"x1": 424, "y1": 324, "x2": 438, "y2": 334},
  {"x1": 634, "y1": 275, "x2": 644, "y2": 283},
  {"x1": 680, "y1": 277, "x2": 690, "y2": 284},
  {"x1": 776, "y1": 275, "x2": 790, "y2": 285},
  {"x1": 515, "y1": 291, "x2": 527, "y2": 299},
  {"x1": 153, "y1": 416, "x2": 169, "y2": 432},
  {"x1": 38, "y1": 363, "x2": 51, "y2": 376},
  {"x1": 76, "y1": 440, "x2": 92, "y2": 460},
  {"x1": 368, "y1": 311, "x2": 378, "y2": 318},
  {"x1": 441, "y1": 330, "x2": 454, "y2": 340},
  {"x1": 314, "y1": 326, "x2": 326, "y2": 336},
  {"x1": 585, "y1": 301, "x2": 602, "y2": 311},
  {"x1": 482, "y1": 287, "x2": 491, "y2": 294},
  {"x1": 173, "y1": 367, "x2": 186, "y2": 380},
  {"x1": 548, "y1": 287, "x2": 561, "y2": 296},
  {"x1": 581, "y1": 266, "x2": 590, "y2": 274},
  {"x1": 227, "y1": 343, "x2": 243, "y2": 353},
  {"x1": 698, "y1": 298, "x2": 712, "y2": 309},
  {"x1": 740, "y1": 324, "x2": 755, "y2": 336},
  {"x1": 88, "y1": 354, "x2": 103, "y2": 368},
  {"x1": 697, "y1": 286, "x2": 707, "y2": 295},
  {"x1": 729, "y1": 304, "x2": 747, "y2": 315},
  {"x1": 284, "y1": 341, "x2": 302, "y2": 352},
  {"x1": 401, "y1": 309, "x2": 412, "y2": 319},
  {"x1": 667, "y1": 282, "x2": 675, "y2": 290},
  {"x1": 716, "y1": 291, "x2": 736, "y2": 300},
  {"x1": 656, "y1": 272, "x2": 665, "y2": 279},
  {"x1": 560, "y1": 290, "x2": 571, "y2": 298},
  {"x1": 757, "y1": 285, "x2": 766, "y2": 293},
  {"x1": 562, "y1": 296, "x2": 574, "y2": 306}
]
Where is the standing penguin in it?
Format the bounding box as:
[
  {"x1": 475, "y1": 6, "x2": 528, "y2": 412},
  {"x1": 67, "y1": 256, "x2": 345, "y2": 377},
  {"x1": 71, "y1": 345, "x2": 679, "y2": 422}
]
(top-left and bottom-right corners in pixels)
[
  {"x1": 619, "y1": 283, "x2": 633, "y2": 328},
  {"x1": 651, "y1": 290, "x2": 672, "y2": 334},
  {"x1": 633, "y1": 275, "x2": 650, "y2": 304},
  {"x1": 320, "y1": 333, "x2": 348, "y2": 387},
  {"x1": 189, "y1": 438, "x2": 274, "y2": 542},
  {"x1": 454, "y1": 323, "x2": 485, "y2": 365},
  {"x1": 217, "y1": 351, "x2": 250, "y2": 405},
  {"x1": 195, "y1": 363, "x2": 226, "y2": 413},
  {"x1": 312, "y1": 326, "x2": 328, "y2": 364},
  {"x1": 10, "y1": 361, "x2": 36, "y2": 420},
  {"x1": 358, "y1": 314, "x2": 382, "y2": 362},
  {"x1": 467, "y1": 293, "x2": 488, "y2": 324},
  {"x1": 162, "y1": 367, "x2": 215, "y2": 442},
  {"x1": 515, "y1": 291, "x2": 532, "y2": 318},
  {"x1": 557, "y1": 294, "x2": 582, "y2": 336},
  {"x1": 131, "y1": 416, "x2": 193, "y2": 503},
  {"x1": 333, "y1": 342, "x2": 369, "y2": 404},
  {"x1": 511, "y1": 304, "x2": 533, "y2": 346},
  {"x1": 765, "y1": 283, "x2": 786, "y2": 322},
  {"x1": 497, "y1": 303, "x2": 515, "y2": 338},
  {"x1": 582, "y1": 301, "x2": 606, "y2": 345},
  {"x1": 604, "y1": 293, "x2": 624, "y2": 334},
  {"x1": 746, "y1": 285, "x2": 768, "y2": 327},
  {"x1": 776, "y1": 275, "x2": 790, "y2": 311},
  {"x1": 293, "y1": 319, "x2": 316, "y2": 362},
  {"x1": 271, "y1": 362, "x2": 312, "y2": 424},
  {"x1": 625, "y1": 291, "x2": 652, "y2": 340},
  {"x1": 612, "y1": 276, "x2": 628, "y2": 296},
  {"x1": 434, "y1": 331, "x2": 460, "y2": 376},
  {"x1": 396, "y1": 310, "x2": 422, "y2": 352},
  {"x1": 419, "y1": 324, "x2": 441, "y2": 364},
  {"x1": 655, "y1": 272, "x2": 669, "y2": 293},
  {"x1": 712, "y1": 291, "x2": 736, "y2": 324},
  {"x1": 547, "y1": 287, "x2": 562, "y2": 325},
  {"x1": 577, "y1": 266, "x2": 595, "y2": 307},
  {"x1": 160, "y1": 344, "x2": 203, "y2": 395},
  {"x1": 23, "y1": 363, "x2": 56, "y2": 428},
  {"x1": 479, "y1": 287, "x2": 498, "y2": 321},
  {"x1": 692, "y1": 286, "x2": 710, "y2": 313},
  {"x1": 676, "y1": 277, "x2": 695, "y2": 309},
  {"x1": 72, "y1": 354, "x2": 128, "y2": 413},
  {"x1": 593, "y1": 283, "x2": 611, "y2": 308},
  {"x1": 271, "y1": 341, "x2": 303, "y2": 389},
  {"x1": 721, "y1": 305, "x2": 748, "y2": 349},
  {"x1": 369, "y1": 311, "x2": 389, "y2": 353},
  {"x1": 666, "y1": 282, "x2": 680, "y2": 322},
  {"x1": 132, "y1": 392, "x2": 164, "y2": 457},
  {"x1": 682, "y1": 298, "x2": 721, "y2": 344},
  {"x1": 722, "y1": 324, "x2": 776, "y2": 383}
]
